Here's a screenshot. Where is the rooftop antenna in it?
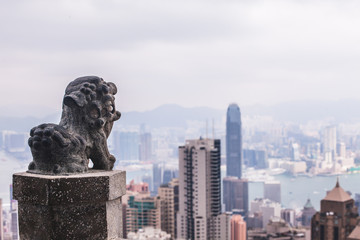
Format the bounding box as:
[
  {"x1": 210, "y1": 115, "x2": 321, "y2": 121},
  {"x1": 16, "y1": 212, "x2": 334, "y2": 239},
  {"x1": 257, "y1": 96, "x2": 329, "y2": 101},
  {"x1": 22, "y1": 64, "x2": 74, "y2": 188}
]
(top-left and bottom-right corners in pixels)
[
  {"x1": 206, "y1": 119, "x2": 208, "y2": 139},
  {"x1": 212, "y1": 118, "x2": 215, "y2": 139}
]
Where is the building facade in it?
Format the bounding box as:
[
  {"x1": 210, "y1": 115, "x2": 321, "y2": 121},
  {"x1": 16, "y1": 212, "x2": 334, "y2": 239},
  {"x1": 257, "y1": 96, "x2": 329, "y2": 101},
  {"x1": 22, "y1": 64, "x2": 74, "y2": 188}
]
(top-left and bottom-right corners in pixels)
[
  {"x1": 226, "y1": 104, "x2": 242, "y2": 178},
  {"x1": 126, "y1": 194, "x2": 162, "y2": 235},
  {"x1": 139, "y1": 132, "x2": 152, "y2": 162},
  {"x1": 113, "y1": 130, "x2": 139, "y2": 161},
  {"x1": 311, "y1": 180, "x2": 359, "y2": 240},
  {"x1": 264, "y1": 181, "x2": 281, "y2": 204},
  {"x1": 223, "y1": 177, "x2": 248, "y2": 215},
  {"x1": 249, "y1": 198, "x2": 281, "y2": 228},
  {"x1": 231, "y1": 215, "x2": 246, "y2": 240},
  {"x1": 301, "y1": 199, "x2": 316, "y2": 227},
  {"x1": 158, "y1": 178, "x2": 179, "y2": 239},
  {"x1": 323, "y1": 126, "x2": 337, "y2": 163},
  {"x1": 281, "y1": 208, "x2": 295, "y2": 227},
  {"x1": 153, "y1": 163, "x2": 162, "y2": 194},
  {"x1": 177, "y1": 138, "x2": 223, "y2": 240},
  {"x1": 126, "y1": 180, "x2": 149, "y2": 193}
]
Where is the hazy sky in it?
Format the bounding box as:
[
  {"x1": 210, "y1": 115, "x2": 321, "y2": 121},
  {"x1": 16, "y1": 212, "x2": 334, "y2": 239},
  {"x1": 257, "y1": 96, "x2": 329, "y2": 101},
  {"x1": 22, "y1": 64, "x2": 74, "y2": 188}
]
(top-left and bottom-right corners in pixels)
[{"x1": 1, "y1": 0, "x2": 360, "y2": 116}]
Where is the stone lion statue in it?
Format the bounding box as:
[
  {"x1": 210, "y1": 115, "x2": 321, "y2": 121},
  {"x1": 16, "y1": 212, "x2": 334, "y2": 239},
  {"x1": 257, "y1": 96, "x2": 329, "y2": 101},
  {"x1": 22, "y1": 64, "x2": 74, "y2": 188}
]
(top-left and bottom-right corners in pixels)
[{"x1": 28, "y1": 76, "x2": 121, "y2": 174}]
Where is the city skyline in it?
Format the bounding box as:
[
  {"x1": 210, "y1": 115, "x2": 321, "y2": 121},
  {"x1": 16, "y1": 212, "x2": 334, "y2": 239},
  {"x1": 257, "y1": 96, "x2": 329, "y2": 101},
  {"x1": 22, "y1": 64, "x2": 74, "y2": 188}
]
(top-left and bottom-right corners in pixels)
[{"x1": 2, "y1": 1, "x2": 360, "y2": 239}]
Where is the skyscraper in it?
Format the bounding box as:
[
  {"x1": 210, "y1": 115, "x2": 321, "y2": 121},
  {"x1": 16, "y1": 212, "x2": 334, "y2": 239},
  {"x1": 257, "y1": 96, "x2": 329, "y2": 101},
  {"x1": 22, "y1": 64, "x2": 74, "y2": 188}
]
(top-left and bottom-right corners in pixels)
[
  {"x1": 226, "y1": 104, "x2": 242, "y2": 178},
  {"x1": 177, "y1": 138, "x2": 223, "y2": 240},
  {"x1": 223, "y1": 177, "x2": 248, "y2": 215},
  {"x1": 323, "y1": 126, "x2": 337, "y2": 163}
]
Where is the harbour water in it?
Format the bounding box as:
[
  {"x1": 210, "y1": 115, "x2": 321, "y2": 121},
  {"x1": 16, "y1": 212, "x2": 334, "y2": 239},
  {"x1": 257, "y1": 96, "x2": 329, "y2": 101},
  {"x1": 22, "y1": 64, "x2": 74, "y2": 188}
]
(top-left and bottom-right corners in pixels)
[{"x1": 249, "y1": 173, "x2": 360, "y2": 211}]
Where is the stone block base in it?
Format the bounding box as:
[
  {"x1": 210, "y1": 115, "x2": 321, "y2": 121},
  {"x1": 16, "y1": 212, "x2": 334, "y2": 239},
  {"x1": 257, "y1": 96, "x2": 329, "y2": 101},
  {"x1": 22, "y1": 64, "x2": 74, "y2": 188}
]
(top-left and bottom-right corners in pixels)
[{"x1": 13, "y1": 170, "x2": 126, "y2": 240}]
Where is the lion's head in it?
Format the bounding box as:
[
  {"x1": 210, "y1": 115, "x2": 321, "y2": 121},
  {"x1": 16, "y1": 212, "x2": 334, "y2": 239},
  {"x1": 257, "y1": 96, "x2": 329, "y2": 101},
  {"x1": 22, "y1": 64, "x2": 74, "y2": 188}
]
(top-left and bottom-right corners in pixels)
[{"x1": 61, "y1": 76, "x2": 121, "y2": 137}]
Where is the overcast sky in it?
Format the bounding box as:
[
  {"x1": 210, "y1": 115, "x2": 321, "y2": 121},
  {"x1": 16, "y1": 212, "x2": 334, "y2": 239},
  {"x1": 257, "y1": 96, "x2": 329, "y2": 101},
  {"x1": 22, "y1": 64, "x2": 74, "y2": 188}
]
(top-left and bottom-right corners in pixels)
[{"x1": 1, "y1": 0, "x2": 360, "y2": 116}]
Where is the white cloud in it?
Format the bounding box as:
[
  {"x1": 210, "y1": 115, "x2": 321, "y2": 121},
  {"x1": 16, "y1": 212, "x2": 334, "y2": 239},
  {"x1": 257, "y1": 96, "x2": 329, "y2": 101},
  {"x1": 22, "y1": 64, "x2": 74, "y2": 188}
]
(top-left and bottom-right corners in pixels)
[{"x1": 1, "y1": 0, "x2": 360, "y2": 114}]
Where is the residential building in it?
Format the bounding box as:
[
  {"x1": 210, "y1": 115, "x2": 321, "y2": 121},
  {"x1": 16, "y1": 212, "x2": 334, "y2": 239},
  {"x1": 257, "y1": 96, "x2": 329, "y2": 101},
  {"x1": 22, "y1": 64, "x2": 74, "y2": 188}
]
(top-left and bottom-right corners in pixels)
[
  {"x1": 158, "y1": 178, "x2": 179, "y2": 239},
  {"x1": 126, "y1": 193, "x2": 162, "y2": 235},
  {"x1": 177, "y1": 138, "x2": 224, "y2": 240},
  {"x1": 210, "y1": 212, "x2": 231, "y2": 240}
]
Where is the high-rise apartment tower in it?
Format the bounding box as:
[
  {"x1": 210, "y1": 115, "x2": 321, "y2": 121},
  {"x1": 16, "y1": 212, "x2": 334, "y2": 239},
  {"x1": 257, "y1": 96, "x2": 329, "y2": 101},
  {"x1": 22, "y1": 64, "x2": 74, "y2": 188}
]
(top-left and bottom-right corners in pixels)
[
  {"x1": 158, "y1": 178, "x2": 179, "y2": 239},
  {"x1": 177, "y1": 138, "x2": 223, "y2": 240}
]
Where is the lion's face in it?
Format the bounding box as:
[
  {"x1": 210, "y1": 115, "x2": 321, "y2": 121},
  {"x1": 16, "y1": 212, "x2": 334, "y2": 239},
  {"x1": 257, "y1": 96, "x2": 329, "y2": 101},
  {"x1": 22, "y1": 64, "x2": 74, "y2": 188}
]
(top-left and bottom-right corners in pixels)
[{"x1": 62, "y1": 76, "x2": 121, "y2": 135}]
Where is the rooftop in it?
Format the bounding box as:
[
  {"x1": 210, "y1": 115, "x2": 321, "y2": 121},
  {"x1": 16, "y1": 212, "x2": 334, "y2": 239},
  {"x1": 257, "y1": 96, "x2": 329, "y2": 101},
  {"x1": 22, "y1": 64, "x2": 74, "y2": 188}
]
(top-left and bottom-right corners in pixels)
[
  {"x1": 304, "y1": 199, "x2": 314, "y2": 209},
  {"x1": 348, "y1": 225, "x2": 360, "y2": 240},
  {"x1": 323, "y1": 179, "x2": 352, "y2": 202}
]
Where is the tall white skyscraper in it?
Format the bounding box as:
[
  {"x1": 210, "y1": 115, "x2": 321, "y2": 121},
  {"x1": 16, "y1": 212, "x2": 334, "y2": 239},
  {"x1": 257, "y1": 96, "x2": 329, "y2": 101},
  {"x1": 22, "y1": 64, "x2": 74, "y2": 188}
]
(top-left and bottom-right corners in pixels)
[
  {"x1": 323, "y1": 126, "x2": 337, "y2": 162},
  {"x1": 177, "y1": 138, "x2": 225, "y2": 240}
]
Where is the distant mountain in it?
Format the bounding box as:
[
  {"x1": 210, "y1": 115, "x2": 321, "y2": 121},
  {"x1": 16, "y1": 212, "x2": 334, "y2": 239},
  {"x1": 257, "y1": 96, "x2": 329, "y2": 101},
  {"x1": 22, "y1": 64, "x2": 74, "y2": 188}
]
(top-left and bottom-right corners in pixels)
[
  {"x1": 0, "y1": 113, "x2": 61, "y2": 132},
  {"x1": 1, "y1": 99, "x2": 360, "y2": 132},
  {"x1": 119, "y1": 104, "x2": 224, "y2": 128}
]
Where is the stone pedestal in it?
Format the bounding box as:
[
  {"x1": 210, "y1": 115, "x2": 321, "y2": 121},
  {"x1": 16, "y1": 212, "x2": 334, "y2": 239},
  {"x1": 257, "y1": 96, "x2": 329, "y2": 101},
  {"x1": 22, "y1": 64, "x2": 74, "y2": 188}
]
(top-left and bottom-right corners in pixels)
[{"x1": 13, "y1": 170, "x2": 126, "y2": 240}]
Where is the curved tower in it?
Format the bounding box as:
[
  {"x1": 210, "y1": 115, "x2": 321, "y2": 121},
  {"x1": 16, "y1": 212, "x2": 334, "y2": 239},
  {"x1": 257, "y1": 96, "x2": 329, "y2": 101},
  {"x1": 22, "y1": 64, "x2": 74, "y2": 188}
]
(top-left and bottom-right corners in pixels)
[{"x1": 226, "y1": 103, "x2": 242, "y2": 179}]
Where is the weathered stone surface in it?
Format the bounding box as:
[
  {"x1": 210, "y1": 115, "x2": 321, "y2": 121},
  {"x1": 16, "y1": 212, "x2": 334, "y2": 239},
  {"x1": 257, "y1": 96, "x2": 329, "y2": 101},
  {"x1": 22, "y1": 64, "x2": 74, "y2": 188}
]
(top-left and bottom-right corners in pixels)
[
  {"x1": 13, "y1": 170, "x2": 126, "y2": 240},
  {"x1": 27, "y1": 76, "x2": 121, "y2": 175}
]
